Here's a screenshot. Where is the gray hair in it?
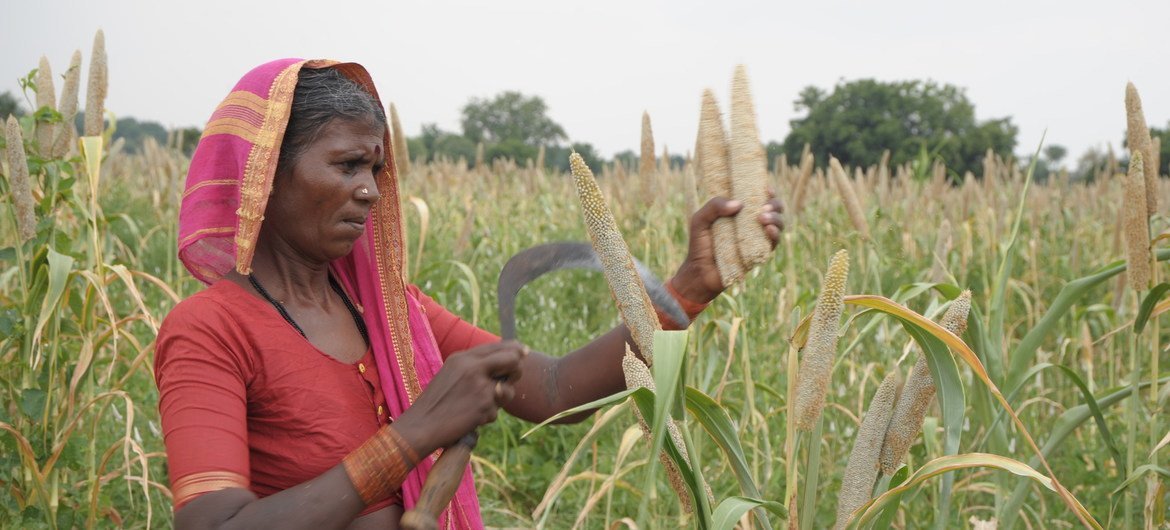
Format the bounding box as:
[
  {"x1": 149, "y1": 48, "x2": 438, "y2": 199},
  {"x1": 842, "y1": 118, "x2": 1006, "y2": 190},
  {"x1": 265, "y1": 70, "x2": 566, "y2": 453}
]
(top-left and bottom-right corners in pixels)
[{"x1": 277, "y1": 67, "x2": 387, "y2": 173}]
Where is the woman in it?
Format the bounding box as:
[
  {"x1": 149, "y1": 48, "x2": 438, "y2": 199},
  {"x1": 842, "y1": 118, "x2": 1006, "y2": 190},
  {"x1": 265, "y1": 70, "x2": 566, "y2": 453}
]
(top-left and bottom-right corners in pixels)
[{"x1": 156, "y1": 59, "x2": 783, "y2": 529}]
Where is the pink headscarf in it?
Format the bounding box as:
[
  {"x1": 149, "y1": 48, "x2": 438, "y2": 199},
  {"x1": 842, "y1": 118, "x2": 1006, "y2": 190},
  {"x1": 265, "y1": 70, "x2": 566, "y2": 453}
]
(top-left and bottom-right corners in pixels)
[{"x1": 179, "y1": 59, "x2": 482, "y2": 529}]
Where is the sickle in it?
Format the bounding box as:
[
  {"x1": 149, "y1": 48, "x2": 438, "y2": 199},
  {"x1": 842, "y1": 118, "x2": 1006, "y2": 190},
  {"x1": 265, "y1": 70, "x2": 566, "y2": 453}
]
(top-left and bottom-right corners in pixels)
[
  {"x1": 497, "y1": 241, "x2": 688, "y2": 341},
  {"x1": 402, "y1": 242, "x2": 686, "y2": 528}
]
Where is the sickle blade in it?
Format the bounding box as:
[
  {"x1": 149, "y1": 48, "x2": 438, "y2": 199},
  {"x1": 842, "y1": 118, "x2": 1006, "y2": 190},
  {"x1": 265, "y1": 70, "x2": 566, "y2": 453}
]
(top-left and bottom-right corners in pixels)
[{"x1": 497, "y1": 241, "x2": 688, "y2": 341}]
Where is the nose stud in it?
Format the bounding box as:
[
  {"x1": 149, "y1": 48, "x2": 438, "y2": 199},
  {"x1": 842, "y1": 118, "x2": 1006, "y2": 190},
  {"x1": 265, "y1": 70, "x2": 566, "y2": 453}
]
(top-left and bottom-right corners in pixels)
[{"x1": 360, "y1": 187, "x2": 370, "y2": 196}]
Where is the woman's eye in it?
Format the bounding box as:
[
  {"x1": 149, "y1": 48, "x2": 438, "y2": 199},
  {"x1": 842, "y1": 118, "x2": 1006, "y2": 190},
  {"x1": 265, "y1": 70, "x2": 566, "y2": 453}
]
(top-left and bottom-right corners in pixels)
[{"x1": 341, "y1": 160, "x2": 361, "y2": 173}]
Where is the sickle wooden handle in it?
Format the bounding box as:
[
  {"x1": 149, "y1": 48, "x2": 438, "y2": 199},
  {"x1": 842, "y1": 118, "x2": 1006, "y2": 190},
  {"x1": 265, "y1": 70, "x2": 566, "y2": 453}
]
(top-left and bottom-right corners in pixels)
[{"x1": 400, "y1": 432, "x2": 479, "y2": 530}]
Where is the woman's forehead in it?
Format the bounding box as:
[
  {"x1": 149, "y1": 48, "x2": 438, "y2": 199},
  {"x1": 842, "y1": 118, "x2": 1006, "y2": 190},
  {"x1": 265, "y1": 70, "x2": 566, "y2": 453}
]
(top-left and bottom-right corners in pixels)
[{"x1": 313, "y1": 119, "x2": 385, "y2": 150}]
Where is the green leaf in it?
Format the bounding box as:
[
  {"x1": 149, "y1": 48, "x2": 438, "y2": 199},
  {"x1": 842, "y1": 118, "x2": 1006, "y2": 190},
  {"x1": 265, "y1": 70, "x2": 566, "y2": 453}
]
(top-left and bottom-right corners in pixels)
[
  {"x1": 999, "y1": 376, "x2": 1170, "y2": 527},
  {"x1": 686, "y1": 387, "x2": 771, "y2": 529},
  {"x1": 1135, "y1": 282, "x2": 1170, "y2": 334},
  {"x1": 0, "y1": 308, "x2": 18, "y2": 336},
  {"x1": 521, "y1": 387, "x2": 640, "y2": 438},
  {"x1": 1007, "y1": 248, "x2": 1170, "y2": 392},
  {"x1": 19, "y1": 389, "x2": 46, "y2": 420},
  {"x1": 1051, "y1": 364, "x2": 1124, "y2": 472},
  {"x1": 872, "y1": 465, "x2": 911, "y2": 529},
  {"x1": 651, "y1": 329, "x2": 688, "y2": 444},
  {"x1": 629, "y1": 384, "x2": 710, "y2": 527},
  {"x1": 711, "y1": 496, "x2": 787, "y2": 530},
  {"x1": 1112, "y1": 464, "x2": 1170, "y2": 495},
  {"x1": 899, "y1": 316, "x2": 965, "y2": 516},
  {"x1": 31, "y1": 247, "x2": 74, "y2": 361}
]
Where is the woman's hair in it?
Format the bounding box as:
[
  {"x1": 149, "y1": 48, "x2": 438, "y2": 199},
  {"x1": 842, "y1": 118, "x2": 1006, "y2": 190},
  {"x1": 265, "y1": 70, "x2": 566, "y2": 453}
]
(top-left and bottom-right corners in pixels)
[{"x1": 277, "y1": 67, "x2": 387, "y2": 173}]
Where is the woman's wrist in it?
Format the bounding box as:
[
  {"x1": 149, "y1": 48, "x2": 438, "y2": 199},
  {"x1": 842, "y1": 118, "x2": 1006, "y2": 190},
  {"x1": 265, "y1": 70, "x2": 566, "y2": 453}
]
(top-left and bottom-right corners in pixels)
[
  {"x1": 656, "y1": 275, "x2": 713, "y2": 330},
  {"x1": 667, "y1": 276, "x2": 712, "y2": 319},
  {"x1": 669, "y1": 260, "x2": 723, "y2": 305},
  {"x1": 342, "y1": 425, "x2": 421, "y2": 505}
]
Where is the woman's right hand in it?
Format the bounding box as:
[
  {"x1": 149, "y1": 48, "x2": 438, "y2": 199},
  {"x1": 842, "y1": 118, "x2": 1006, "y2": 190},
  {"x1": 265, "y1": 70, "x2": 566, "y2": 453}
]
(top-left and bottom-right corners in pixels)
[{"x1": 392, "y1": 341, "x2": 527, "y2": 457}]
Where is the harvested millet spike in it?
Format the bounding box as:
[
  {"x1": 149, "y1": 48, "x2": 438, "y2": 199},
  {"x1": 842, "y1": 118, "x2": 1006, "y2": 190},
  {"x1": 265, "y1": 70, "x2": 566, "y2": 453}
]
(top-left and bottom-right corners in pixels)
[
  {"x1": 640, "y1": 111, "x2": 656, "y2": 178},
  {"x1": 697, "y1": 89, "x2": 745, "y2": 287},
  {"x1": 389, "y1": 103, "x2": 410, "y2": 176},
  {"x1": 1126, "y1": 82, "x2": 1157, "y2": 218},
  {"x1": 34, "y1": 56, "x2": 57, "y2": 153},
  {"x1": 51, "y1": 50, "x2": 82, "y2": 157},
  {"x1": 880, "y1": 290, "x2": 971, "y2": 475},
  {"x1": 571, "y1": 152, "x2": 660, "y2": 363},
  {"x1": 830, "y1": 157, "x2": 871, "y2": 240},
  {"x1": 84, "y1": 29, "x2": 108, "y2": 137},
  {"x1": 794, "y1": 249, "x2": 849, "y2": 430},
  {"x1": 728, "y1": 65, "x2": 772, "y2": 268},
  {"x1": 1123, "y1": 151, "x2": 1152, "y2": 290},
  {"x1": 5, "y1": 116, "x2": 36, "y2": 242},
  {"x1": 622, "y1": 347, "x2": 697, "y2": 512},
  {"x1": 835, "y1": 372, "x2": 900, "y2": 530}
]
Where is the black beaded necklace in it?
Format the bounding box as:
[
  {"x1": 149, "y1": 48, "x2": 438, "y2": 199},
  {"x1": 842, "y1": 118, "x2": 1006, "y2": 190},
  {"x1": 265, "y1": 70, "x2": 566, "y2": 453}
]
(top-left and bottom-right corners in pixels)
[{"x1": 247, "y1": 273, "x2": 369, "y2": 345}]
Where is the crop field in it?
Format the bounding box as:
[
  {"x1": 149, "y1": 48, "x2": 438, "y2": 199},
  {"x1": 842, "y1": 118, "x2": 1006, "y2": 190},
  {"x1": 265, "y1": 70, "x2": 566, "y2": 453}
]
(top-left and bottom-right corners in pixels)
[{"x1": 2, "y1": 38, "x2": 1168, "y2": 529}]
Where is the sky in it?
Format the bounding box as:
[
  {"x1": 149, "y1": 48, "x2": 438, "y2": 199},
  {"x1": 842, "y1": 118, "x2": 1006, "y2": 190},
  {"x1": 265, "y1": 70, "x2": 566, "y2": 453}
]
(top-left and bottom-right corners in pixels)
[{"x1": 3, "y1": 0, "x2": 1168, "y2": 162}]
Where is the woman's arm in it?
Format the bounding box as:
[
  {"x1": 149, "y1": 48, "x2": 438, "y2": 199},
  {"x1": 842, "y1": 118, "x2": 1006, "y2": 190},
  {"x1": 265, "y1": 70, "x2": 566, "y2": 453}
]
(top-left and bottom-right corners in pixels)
[
  {"x1": 504, "y1": 194, "x2": 784, "y2": 424},
  {"x1": 175, "y1": 469, "x2": 366, "y2": 530}
]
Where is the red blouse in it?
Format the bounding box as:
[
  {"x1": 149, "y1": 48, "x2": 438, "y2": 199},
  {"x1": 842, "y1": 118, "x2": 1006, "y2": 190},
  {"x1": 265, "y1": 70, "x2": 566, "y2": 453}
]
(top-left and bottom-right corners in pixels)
[{"x1": 154, "y1": 280, "x2": 498, "y2": 511}]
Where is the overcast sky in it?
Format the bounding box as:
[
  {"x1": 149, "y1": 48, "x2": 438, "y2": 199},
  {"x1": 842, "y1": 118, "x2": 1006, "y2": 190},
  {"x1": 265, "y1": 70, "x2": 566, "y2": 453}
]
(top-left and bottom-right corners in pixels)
[{"x1": 3, "y1": 1, "x2": 1167, "y2": 162}]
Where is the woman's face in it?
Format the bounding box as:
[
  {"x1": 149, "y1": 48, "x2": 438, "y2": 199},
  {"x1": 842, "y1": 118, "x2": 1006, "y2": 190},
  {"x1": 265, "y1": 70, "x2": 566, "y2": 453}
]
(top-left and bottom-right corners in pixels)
[{"x1": 262, "y1": 117, "x2": 386, "y2": 263}]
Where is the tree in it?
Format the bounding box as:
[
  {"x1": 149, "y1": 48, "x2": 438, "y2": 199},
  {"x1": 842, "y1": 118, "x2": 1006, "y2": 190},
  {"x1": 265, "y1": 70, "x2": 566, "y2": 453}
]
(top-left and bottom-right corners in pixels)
[
  {"x1": 1026, "y1": 143, "x2": 1069, "y2": 183},
  {"x1": 765, "y1": 141, "x2": 785, "y2": 171},
  {"x1": 612, "y1": 150, "x2": 638, "y2": 174},
  {"x1": 1071, "y1": 147, "x2": 1112, "y2": 183},
  {"x1": 409, "y1": 123, "x2": 476, "y2": 166},
  {"x1": 111, "y1": 117, "x2": 168, "y2": 154},
  {"x1": 545, "y1": 142, "x2": 604, "y2": 173},
  {"x1": 175, "y1": 126, "x2": 203, "y2": 156},
  {"x1": 781, "y1": 79, "x2": 1018, "y2": 177},
  {"x1": 0, "y1": 91, "x2": 25, "y2": 119},
  {"x1": 1043, "y1": 145, "x2": 1068, "y2": 165},
  {"x1": 431, "y1": 133, "x2": 477, "y2": 166},
  {"x1": 461, "y1": 91, "x2": 566, "y2": 145},
  {"x1": 486, "y1": 138, "x2": 538, "y2": 165}
]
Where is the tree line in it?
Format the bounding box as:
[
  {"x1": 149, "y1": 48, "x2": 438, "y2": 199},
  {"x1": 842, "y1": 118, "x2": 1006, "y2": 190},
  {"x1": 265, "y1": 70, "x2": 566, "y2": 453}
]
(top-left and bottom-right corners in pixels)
[{"x1": 4, "y1": 79, "x2": 1167, "y2": 180}]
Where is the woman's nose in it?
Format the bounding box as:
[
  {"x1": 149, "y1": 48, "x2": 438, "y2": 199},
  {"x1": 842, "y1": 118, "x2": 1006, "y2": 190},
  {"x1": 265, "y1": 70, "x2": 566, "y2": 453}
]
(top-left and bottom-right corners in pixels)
[{"x1": 359, "y1": 171, "x2": 382, "y2": 202}]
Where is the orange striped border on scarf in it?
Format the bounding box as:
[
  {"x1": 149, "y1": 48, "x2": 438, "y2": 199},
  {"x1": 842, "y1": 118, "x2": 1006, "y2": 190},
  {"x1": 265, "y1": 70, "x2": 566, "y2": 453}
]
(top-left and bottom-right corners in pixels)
[{"x1": 202, "y1": 91, "x2": 268, "y2": 142}]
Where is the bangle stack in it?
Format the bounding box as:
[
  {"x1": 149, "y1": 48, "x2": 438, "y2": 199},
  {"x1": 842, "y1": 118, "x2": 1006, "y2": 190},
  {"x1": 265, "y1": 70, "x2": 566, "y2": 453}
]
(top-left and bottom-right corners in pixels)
[
  {"x1": 343, "y1": 426, "x2": 421, "y2": 505},
  {"x1": 657, "y1": 277, "x2": 711, "y2": 330}
]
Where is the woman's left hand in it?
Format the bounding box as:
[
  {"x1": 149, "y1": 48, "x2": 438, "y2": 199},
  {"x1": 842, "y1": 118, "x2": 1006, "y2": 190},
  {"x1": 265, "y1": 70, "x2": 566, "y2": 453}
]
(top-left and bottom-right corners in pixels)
[{"x1": 672, "y1": 190, "x2": 784, "y2": 304}]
